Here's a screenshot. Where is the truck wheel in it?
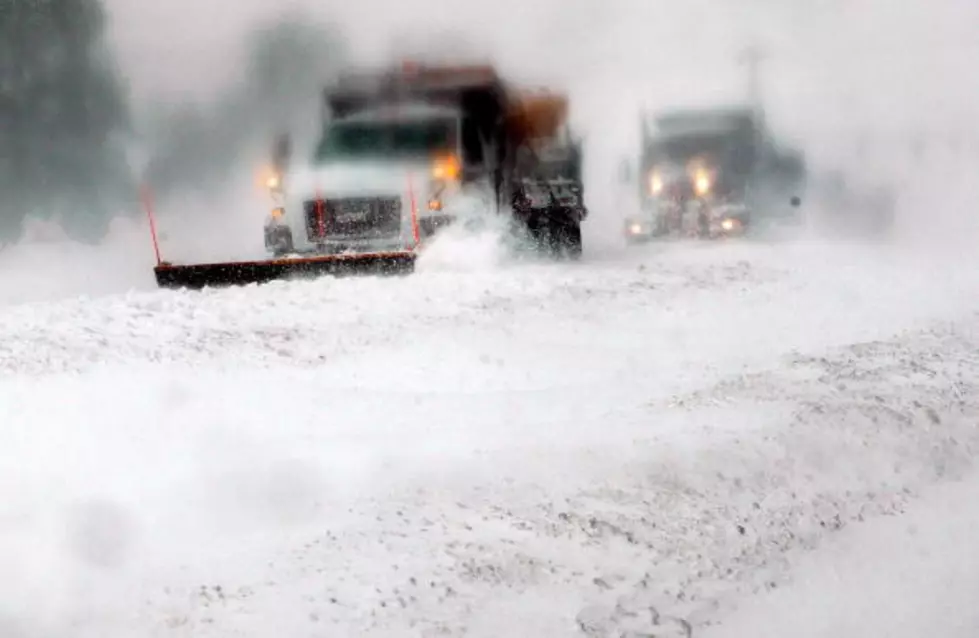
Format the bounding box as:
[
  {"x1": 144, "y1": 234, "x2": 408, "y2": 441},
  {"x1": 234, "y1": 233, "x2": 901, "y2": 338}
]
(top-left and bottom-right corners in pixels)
[
  {"x1": 552, "y1": 217, "x2": 583, "y2": 260},
  {"x1": 267, "y1": 226, "x2": 294, "y2": 257},
  {"x1": 526, "y1": 214, "x2": 552, "y2": 254},
  {"x1": 649, "y1": 216, "x2": 669, "y2": 238}
]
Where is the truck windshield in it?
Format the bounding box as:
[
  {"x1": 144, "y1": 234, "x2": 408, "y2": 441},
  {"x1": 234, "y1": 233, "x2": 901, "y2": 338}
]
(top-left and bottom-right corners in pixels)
[
  {"x1": 647, "y1": 130, "x2": 756, "y2": 174},
  {"x1": 650, "y1": 132, "x2": 738, "y2": 163},
  {"x1": 314, "y1": 118, "x2": 455, "y2": 161}
]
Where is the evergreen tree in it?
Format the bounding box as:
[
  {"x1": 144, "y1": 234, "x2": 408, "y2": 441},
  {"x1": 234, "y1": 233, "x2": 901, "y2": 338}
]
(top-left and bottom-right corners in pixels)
[{"x1": 0, "y1": 0, "x2": 133, "y2": 241}]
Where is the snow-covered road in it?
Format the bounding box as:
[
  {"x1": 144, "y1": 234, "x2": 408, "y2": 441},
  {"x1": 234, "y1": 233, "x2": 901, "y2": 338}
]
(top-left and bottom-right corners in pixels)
[
  {"x1": 2, "y1": 233, "x2": 979, "y2": 636},
  {"x1": 704, "y1": 466, "x2": 979, "y2": 638}
]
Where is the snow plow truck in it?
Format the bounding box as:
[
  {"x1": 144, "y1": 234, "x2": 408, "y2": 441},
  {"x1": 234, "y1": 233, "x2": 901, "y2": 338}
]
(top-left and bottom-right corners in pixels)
[
  {"x1": 153, "y1": 61, "x2": 587, "y2": 290},
  {"x1": 622, "y1": 106, "x2": 806, "y2": 241}
]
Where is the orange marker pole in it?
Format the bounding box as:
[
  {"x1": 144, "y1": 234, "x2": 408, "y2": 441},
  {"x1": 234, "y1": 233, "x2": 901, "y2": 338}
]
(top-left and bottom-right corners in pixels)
[
  {"x1": 140, "y1": 184, "x2": 162, "y2": 267},
  {"x1": 407, "y1": 173, "x2": 420, "y2": 248},
  {"x1": 315, "y1": 189, "x2": 326, "y2": 239}
]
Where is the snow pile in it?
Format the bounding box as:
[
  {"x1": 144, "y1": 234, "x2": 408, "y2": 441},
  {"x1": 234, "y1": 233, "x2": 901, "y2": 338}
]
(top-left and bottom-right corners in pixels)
[{"x1": 144, "y1": 170, "x2": 273, "y2": 264}]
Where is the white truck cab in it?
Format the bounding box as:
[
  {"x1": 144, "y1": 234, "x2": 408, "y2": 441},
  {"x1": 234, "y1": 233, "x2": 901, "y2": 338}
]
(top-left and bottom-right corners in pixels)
[{"x1": 263, "y1": 101, "x2": 490, "y2": 257}]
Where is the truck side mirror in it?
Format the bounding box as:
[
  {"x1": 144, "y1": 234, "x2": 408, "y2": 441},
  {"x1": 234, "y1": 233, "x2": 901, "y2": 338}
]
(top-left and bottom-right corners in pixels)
[{"x1": 273, "y1": 132, "x2": 292, "y2": 168}]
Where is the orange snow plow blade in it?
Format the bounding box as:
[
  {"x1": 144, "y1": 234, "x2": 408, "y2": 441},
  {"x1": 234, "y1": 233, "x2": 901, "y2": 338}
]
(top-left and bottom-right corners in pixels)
[{"x1": 153, "y1": 251, "x2": 417, "y2": 290}]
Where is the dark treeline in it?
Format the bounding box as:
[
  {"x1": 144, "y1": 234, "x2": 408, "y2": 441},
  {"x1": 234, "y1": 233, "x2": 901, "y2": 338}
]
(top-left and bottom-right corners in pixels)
[
  {"x1": 0, "y1": 0, "x2": 132, "y2": 242},
  {"x1": 0, "y1": 1, "x2": 347, "y2": 243}
]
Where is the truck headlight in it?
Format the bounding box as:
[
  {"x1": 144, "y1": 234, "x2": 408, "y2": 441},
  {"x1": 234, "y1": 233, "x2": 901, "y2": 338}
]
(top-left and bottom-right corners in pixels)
[
  {"x1": 694, "y1": 172, "x2": 711, "y2": 196},
  {"x1": 650, "y1": 172, "x2": 663, "y2": 195},
  {"x1": 259, "y1": 166, "x2": 283, "y2": 194}
]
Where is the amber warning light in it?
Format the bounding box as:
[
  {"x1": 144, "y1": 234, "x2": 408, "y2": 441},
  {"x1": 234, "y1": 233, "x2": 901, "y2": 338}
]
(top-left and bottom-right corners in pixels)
[{"x1": 432, "y1": 155, "x2": 461, "y2": 180}]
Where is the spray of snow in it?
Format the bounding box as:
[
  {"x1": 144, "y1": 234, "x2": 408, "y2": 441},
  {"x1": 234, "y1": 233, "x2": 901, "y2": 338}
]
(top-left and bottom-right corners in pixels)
[
  {"x1": 414, "y1": 219, "x2": 511, "y2": 274},
  {"x1": 0, "y1": 165, "x2": 274, "y2": 307},
  {"x1": 0, "y1": 217, "x2": 156, "y2": 306}
]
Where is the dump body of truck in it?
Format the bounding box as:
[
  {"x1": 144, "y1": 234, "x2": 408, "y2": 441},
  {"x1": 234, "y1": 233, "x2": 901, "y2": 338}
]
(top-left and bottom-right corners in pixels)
[{"x1": 263, "y1": 61, "x2": 586, "y2": 261}]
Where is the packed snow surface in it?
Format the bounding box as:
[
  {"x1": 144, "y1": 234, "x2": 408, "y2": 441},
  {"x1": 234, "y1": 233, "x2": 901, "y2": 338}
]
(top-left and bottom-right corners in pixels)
[
  {"x1": 703, "y1": 468, "x2": 979, "y2": 638},
  {"x1": 2, "y1": 232, "x2": 979, "y2": 636}
]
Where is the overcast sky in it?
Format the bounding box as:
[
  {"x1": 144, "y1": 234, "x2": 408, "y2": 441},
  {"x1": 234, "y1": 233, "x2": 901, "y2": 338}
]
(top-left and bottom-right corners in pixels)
[{"x1": 105, "y1": 0, "x2": 978, "y2": 166}]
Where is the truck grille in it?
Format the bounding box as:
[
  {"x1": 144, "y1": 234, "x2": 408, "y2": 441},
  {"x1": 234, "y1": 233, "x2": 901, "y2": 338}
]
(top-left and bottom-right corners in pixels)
[{"x1": 304, "y1": 196, "x2": 402, "y2": 241}]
